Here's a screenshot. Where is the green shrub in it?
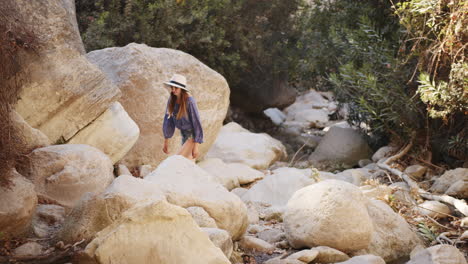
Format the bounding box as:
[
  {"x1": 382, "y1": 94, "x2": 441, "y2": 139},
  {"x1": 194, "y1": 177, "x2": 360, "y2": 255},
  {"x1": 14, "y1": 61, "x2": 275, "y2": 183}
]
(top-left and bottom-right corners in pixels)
[{"x1": 76, "y1": 0, "x2": 302, "y2": 106}]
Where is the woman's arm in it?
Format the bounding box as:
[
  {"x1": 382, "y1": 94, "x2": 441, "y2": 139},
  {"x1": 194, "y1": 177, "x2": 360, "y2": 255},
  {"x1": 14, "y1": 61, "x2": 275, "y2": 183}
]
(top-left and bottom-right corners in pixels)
[
  {"x1": 162, "y1": 99, "x2": 175, "y2": 153},
  {"x1": 187, "y1": 97, "x2": 204, "y2": 144}
]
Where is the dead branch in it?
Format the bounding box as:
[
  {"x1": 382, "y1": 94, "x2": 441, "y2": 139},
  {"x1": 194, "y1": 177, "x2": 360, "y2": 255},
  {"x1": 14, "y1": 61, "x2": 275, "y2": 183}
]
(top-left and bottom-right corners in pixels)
[{"x1": 377, "y1": 134, "x2": 468, "y2": 217}]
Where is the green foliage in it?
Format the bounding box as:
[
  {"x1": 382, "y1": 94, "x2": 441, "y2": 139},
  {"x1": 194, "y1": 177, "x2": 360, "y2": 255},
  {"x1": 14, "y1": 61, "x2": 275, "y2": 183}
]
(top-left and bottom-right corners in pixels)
[
  {"x1": 417, "y1": 222, "x2": 438, "y2": 242},
  {"x1": 76, "y1": 0, "x2": 301, "y2": 99},
  {"x1": 324, "y1": 11, "x2": 422, "y2": 140},
  {"x1": 396, "y1": 0, "x2": 468, "y2": 119},
  {"x1": 417, "y1": 67, "x2": 467, "y2": 119},
  {"x1": 75, "y1": 0, "x2": 467, "y2": 162},
  {"x1": 290, "y1": 0, "x2": 402, "y2": 90}
]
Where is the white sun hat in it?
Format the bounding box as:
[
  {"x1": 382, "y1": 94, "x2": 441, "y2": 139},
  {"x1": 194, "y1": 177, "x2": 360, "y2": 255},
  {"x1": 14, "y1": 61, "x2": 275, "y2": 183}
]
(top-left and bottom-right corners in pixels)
[{"x1": 163, "y1": 74, "x2": 190, "y2": 92}]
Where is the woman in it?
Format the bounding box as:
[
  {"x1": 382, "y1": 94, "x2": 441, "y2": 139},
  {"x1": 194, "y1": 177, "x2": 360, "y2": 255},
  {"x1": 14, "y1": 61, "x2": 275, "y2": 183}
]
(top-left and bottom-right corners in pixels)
[{"x1": 162, "y1": 74, "x2": 203, "y2": 160}]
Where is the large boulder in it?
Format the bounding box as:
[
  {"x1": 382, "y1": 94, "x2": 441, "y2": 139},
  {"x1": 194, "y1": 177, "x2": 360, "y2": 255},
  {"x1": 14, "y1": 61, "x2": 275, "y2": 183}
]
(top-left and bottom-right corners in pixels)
[
  {"x1": 354, "y1": 200, "x2": 423, "y2": 262},
  {"x1": 0, "y1": 169, "x2": 37, "y2": 238},
  {"x1": 56, "y1": 175, "x2": 165, "y2": 243},
  {"x1": 17, "y1": 144, "x2": 114, "y2": 208},
  {"x1": 68, "y1": 102, "x2": 140, "y2": 164},
  {"x1": 205, "y1": 122, "x2": 287, "y2": 169},
  {"x1": 145, "y1": 155, "x2": 248, "y2": 240},
  {"x1": 79, "y1": 201, "x2": 230, "y2": 264},
  {"x1": 309, "y1": 127, "x2": 372, "y2": 169},
  {"x1": 284, "y1": 180, "x2": 373, "y2": 252},
  {"x1": 12, "y1": 0, "x2": 121, "y2": 143},
  {"x1": 86, "y1": 43, "x2": 230, "y2": 167},
  {"x1": 241, "y1": 167, "x2": 317, "y2": 206}
]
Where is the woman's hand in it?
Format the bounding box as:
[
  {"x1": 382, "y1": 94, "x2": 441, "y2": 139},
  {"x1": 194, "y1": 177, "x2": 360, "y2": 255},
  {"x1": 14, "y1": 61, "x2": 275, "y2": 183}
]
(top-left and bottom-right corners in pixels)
[
  {"x1": 192, "y1": 143, "x2": 199, "y2": 159},
  {"x1": 163, "y1": 139, "x2": 169, "y2": 154}
]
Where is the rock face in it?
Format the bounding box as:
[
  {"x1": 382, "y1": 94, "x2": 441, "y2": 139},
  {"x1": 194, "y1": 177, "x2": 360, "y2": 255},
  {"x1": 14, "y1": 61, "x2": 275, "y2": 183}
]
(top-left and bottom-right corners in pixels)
[
  {"x1": 18, "y1": 144, "x2": 114, "y2": 208},
  {"x1": 284, "y1": 180, "x2": 373, "y2": 252},
  {"x1": 205, "y1": 122, "x2": 287, "y2": 169},
  {"x1": 87, "y1": 43, "x2": 230, "y2": 167},
  {"x1": 80, "y1": 201, "x2": 230, "y2": 264},
  {"x1": 309, "y1": 127, "x2": 372, "y2": 169},
  {"x1": 10, "y1": 110, "x2": 50, "y2": 150},
  {"x1": 56, "y1": 175, "x2": 165, "y2": 243},
  {"x1": 145, "y1": 155, "x2": 248, "y2": 240},
  {"x1": 0, "y1": 169, "x2": 37, "y2": 238},
  {"x1": 355, "y1": 200, "x2": 423, "y2": 262},
  {"x1": 12, "y1": 0, "x2": 121, "y2": 143},
  {"x1": 68, "y1": 102, "x2": 140, "y2": 164}
]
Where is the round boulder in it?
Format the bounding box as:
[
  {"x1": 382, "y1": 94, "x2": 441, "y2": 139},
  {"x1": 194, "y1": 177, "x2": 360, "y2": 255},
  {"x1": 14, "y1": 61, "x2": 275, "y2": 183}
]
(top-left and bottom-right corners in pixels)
[
  {"x1": 309, "y1": 127, "x2": 372, "y2": 169},
  {"x1": 284, "y1": 180, "x2": 373, "y2": 252},
  {"x1": 17, "y1": 144, "x2": 114, "y2": 208}
]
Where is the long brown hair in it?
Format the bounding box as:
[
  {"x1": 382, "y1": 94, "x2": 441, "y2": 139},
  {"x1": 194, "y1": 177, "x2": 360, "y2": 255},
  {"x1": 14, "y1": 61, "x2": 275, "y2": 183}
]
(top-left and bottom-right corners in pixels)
[{"x1": 168, "y1": 89, "x2": 189, "y2": 119}]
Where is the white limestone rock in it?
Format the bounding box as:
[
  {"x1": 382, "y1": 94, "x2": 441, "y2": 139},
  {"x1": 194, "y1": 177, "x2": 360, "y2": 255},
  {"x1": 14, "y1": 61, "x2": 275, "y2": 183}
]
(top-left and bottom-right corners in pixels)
[
  {"x1": 201, "y1": 228, "x2": 233, "y2": 259},
  {"x1": 431, "y1": 168, "x2": 468, "y2": 198},
  {"x1": 80, "y1": 201, "x2": 230, "y2": 264},
  {"x1": 187, "y1": 207, "x2": 218, "y2": 228},
  {"x1": 145, "y1": 155, "x2": 248, "y2": 240},
  {"x1": 206, "y1": 122, "x2": 287, "y2": 169},
  {"x1": 18, "y1": 144, "x2": 114, "y2": 208},
  {"x1": 12, "y1": 0, "x2": 120, "y2": 143},
  {"x1": 242, "y1": 167, "x2": 317, "y2": 206},
  {"x1": 407, "y1": 244, "x2": 467, "y2": 264},
  {"x1": 309, "y1": 127, "x2": 372, "y2": 169},
  {"x1": 68, "y1": 102, "x2": 139, "y2": 164},
  {"x1": 198, "y1": 158, "x2": 240, "y2": 190},
  {"x1": 56, "y1": 175, "x2": 165, "y2": 243},
  {"x1": 355, "y1": 200, "x2": 423, "y2": 262},
  {"x1": 284, "y1": 180, "x2": 373, "y2": 252},
  {"x1": 372, "y1": 146, "x2": 396, "y2": 162},
  {"x1": 264, "y1": 108, "x2": 286, "y2": 125}
]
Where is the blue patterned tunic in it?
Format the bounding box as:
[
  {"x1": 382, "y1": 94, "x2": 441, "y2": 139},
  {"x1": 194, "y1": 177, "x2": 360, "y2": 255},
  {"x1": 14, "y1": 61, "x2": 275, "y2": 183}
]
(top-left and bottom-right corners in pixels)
[{"x1": 162, "y1": 97, "x2": 204, "y2": 144}]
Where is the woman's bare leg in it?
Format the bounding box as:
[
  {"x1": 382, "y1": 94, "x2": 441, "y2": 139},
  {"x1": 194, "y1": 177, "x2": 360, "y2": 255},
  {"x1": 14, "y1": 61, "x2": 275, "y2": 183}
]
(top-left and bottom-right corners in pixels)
[{"x1": 177, "y1": 139, "x2": 195, "y2": 160}]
